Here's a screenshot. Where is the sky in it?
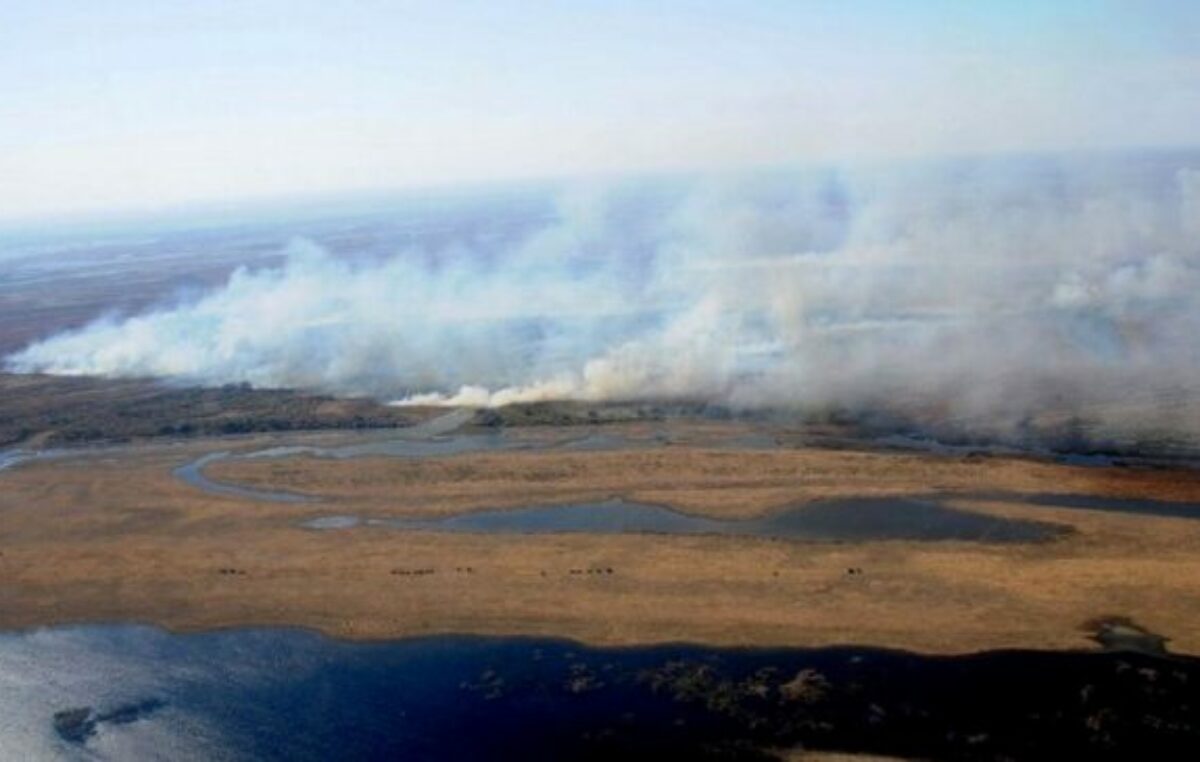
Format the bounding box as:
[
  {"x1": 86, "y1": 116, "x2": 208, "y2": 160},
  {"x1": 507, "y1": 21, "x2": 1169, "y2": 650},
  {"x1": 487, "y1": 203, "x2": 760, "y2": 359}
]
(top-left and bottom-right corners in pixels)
[{"x1": 1, "y1": 1, "x2": 1198, "y2": 223}]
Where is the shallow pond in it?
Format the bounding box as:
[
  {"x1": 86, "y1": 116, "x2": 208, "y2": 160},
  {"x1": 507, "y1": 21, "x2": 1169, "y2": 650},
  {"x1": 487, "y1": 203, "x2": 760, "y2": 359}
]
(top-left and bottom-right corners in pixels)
[{"x1": 305, "y1": 496, "x2": 1069, "y2": 544}]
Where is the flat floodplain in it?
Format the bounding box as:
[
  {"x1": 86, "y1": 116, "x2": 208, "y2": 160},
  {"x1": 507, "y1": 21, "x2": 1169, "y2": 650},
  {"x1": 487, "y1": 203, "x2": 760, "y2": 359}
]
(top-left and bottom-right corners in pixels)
[{"x1": 4, "y1": 415, "x2": 1200, "y2": 656}]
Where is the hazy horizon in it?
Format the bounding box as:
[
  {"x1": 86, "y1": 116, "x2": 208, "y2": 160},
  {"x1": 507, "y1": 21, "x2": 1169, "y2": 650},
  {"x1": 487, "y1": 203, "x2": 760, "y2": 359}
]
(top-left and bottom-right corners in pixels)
[{"x1": 3, "y1": 1, "x2": 1199, "y2": 223}]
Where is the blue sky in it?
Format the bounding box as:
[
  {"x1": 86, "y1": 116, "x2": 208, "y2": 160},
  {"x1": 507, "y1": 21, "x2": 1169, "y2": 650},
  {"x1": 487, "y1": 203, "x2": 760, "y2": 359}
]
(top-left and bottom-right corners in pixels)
[{"x1": 1, "y1": 1, "x2": 1197, "y2": 222}]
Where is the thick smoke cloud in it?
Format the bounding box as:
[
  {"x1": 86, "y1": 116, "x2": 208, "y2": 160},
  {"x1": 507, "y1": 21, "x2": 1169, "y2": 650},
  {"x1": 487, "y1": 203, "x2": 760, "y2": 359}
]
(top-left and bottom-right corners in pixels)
[{"x1": 9, "y1": 152, "x2": 1200, "y2": 447}]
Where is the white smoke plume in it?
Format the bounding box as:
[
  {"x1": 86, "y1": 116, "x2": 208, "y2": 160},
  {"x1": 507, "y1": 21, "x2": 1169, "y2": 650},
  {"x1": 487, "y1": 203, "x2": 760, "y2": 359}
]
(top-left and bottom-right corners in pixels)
[{"x1": 8, "y1": 152, "x2": 1200, "y2": 446}]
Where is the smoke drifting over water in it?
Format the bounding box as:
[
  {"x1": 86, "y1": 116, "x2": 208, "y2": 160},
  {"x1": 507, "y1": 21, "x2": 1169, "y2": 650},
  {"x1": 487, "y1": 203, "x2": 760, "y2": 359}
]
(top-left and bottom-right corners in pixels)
[{"x1": 9, "y1": 152, "x2": 1200, "y2": 446}]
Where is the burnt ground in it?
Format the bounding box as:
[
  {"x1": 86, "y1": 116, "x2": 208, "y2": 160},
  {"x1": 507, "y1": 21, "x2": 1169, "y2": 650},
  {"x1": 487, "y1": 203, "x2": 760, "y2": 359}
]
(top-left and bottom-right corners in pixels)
[{"x1": 0, "y1": 372, "x2": 419, "y2": 448}]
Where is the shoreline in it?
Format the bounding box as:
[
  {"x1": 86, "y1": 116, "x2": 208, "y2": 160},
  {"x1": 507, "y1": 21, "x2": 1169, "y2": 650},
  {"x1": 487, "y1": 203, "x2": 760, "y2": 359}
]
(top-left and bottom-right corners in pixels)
[
  {"x1": 0, "y1": 617, "x2": 1180, "y2": 665},
  {"x1": 0, "y1": 611, "x2": 1172, "y2": 660}
]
